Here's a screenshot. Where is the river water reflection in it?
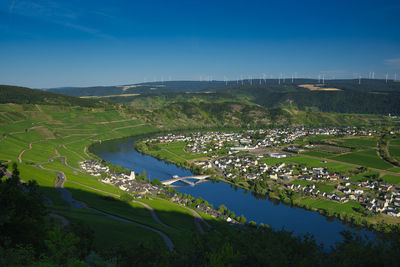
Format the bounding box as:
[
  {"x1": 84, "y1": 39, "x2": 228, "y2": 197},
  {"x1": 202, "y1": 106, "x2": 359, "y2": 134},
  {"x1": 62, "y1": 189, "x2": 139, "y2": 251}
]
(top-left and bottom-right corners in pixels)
[{"x1": 91, "y1": 136, "x2": 373, "y2": 248}]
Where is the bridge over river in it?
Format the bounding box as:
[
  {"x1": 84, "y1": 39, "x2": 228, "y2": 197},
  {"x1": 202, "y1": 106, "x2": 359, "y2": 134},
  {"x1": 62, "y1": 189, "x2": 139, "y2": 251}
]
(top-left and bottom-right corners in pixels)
[{"x1": 162, "y1": 175, "x2": 211, "y2": 186}]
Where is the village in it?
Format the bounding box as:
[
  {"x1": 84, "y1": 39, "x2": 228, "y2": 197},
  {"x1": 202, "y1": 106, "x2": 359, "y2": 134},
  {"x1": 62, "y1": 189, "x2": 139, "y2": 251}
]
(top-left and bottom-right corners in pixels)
[
  {"x1": 142, "y1": 127, "x2": 400, "y2": 218},
  {"x1": 146, "y1": 127, "x2": 378, "y2": 154},
  {"x1": 78, "y1": 159, "x2": 234, "y2": 222}
]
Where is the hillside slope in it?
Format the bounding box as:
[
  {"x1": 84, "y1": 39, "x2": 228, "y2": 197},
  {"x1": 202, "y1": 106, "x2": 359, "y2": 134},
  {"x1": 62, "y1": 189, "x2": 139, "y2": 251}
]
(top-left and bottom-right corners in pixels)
[{"x1": 0, "y1": 85, "x2": 108, "y2": 108}]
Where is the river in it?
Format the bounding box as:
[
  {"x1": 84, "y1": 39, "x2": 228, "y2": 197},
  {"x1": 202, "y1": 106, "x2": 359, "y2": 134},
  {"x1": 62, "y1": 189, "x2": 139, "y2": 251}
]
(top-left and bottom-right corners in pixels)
[{"x1": 91, "y1": 136, "x2": 373, "y2": 248}]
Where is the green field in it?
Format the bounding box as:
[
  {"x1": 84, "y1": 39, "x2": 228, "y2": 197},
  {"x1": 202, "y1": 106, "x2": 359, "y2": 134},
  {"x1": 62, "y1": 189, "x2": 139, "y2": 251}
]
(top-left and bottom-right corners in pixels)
[
  {"x1": 296, "y1": 198, "x2": 362, "y2": 216},
  {"x1": 390, "y1": 139, "x2": 400, "y2": 146},
  {"x1": 315, "y1": 183, "x2": 336, "y2": 193},
  {"x1": 153, "y1": 141, "x2": 208, "y2": 161},
  {"x1": 302, "y1": 151, "x2": 334, "y2": 158},
  {"x1": 290, "y1": 180, "x2": 313, "y2": 186},
  {"x1": 261, "y1": 155, "x2": 353, "y2": 172},
  {"x1": 332, "y1": 149, "x2": 393, "y2": 170},
  {"x1": 334, "y1": 138, "x2": 377, "y2": 148},
  {"x1": 381, "y1": 175, "x2": 400, "y2": 185},
  {"x1": 305, "y1": 135, "x2": 338, "y2": 142},
  {"x1": 53, "y1": 207, "x2": 164, "y2": 250},
  {"x1": 388, "y1": 167, "x2": 400, "y2": 173},
  {"x1": 389, "y1": 146, "x2": 400, "y2": 159},
  {"x1": 350, "y1": 171, "x2": 380, "y2": 182},
  {"x1": 139, "y1": 198, "x2": 197, "y2": 232}
]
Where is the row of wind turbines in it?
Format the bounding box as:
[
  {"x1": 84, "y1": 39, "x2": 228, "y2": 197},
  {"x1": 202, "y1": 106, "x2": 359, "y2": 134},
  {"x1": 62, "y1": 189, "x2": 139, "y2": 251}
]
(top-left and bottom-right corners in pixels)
[{"x1": 141, "y1": 72, "x2": 399, "y2": 85}]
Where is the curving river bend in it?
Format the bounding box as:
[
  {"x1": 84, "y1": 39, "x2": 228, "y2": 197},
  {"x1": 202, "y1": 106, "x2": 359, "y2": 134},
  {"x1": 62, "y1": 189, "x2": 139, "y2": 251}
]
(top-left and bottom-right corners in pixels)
[{"x1": 91, "y1": 136, "x2": 374, "y2": 248}]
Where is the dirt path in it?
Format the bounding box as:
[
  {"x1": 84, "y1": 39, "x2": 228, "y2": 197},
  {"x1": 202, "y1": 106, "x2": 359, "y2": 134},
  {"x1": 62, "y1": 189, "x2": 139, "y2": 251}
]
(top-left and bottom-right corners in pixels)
[
  {"x1": 49, "y1": 213, "x2": 70, "y2": 226},
  {"x1": 35, "y1": 159, "x2": 175, "y2": 251},
  {"x1": 18, "y1": 142, "x2": 32, "y2": 163},
  {"x1": 181, "y1": 206, "x2": 211, "y2": 234},
  {"x1": 18, "y1": 137, "x2": 56, "y2": 163},
  {"x1": 93, "y1": 118, "x2": 138, "y2": 125},
  {"x1": 35, "y1": 104, "x2": 43, "y2": 113},
  {"x1": 63, "y1": 144, "x2": 86, "y2": 161},
  {"x1": 131, "y1": 200, "x2": 171, "y2": 228},
  {"x1": 111, "y1": 123, "x2": 146, "y2": 131},
  {"x1": 161, "y1": 148, "x2": 187, "y2": 162}
]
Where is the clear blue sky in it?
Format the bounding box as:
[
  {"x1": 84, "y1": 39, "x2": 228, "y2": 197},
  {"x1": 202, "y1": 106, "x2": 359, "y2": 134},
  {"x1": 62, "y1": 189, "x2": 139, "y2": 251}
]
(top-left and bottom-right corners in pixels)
[{"x1": 1, "y1": 0, "x2": 399, "y2": 88}]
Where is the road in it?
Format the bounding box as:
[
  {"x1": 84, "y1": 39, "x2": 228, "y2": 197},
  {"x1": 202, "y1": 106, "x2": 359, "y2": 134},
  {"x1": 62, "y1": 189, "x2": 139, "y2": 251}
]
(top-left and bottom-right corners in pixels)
[
  {"x1": 181, "y1": 206, "x2": 211, "y2": 235},
  {"x1": 34, "y1": 157, "x2": 175, "y2": 251}
]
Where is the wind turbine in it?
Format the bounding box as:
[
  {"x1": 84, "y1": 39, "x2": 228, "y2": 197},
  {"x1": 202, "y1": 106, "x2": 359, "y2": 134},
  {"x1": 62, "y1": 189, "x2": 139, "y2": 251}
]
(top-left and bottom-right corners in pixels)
[
  {"x1": 358, "y1": 74, "x2": 361, "y2": 85},
  {"x1": 386, "y1": 73, "x2": 389, "y2": 84}
]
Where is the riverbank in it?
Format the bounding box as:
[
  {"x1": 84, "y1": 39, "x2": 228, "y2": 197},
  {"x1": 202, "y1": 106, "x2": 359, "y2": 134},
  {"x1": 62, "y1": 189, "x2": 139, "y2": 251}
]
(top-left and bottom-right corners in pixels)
[{"x1": 133, "y1": 136, "x2": 399, "y2": 233}]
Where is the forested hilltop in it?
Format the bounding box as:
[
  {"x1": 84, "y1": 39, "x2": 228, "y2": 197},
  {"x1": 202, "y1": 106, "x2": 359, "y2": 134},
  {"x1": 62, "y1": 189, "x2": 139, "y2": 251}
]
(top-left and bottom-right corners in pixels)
[
  {"x1": 1, "y1": 85, "x2": 397, "y2": 128},
  {"x1": 47, "y1": 79, "x2": 400, "y2": 115},
  {"x1": 0, "y1": 85, "x2": 108, "y2": 108}
]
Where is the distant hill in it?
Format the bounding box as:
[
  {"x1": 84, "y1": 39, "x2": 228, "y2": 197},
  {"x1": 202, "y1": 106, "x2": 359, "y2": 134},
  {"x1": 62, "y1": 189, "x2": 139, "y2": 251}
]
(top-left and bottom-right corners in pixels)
[
  {"x1": 46, "y1": 81, "x2": 230, "y2": 97},
  {"x1": 220, "y1": 80, "x2": 400, "y2": 115},
  {"x1": 0, "y1": 85, "x2": 107, "y2": 107},
  {"x1": 43, "y1": 79, "x2": 400, "y2": 115}
]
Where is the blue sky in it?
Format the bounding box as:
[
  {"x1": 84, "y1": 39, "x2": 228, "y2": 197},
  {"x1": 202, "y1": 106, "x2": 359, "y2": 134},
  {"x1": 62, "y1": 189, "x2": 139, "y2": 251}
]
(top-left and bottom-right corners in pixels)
[{"x1": 0, "y1": 0, "x2": 399, "y2": 88}]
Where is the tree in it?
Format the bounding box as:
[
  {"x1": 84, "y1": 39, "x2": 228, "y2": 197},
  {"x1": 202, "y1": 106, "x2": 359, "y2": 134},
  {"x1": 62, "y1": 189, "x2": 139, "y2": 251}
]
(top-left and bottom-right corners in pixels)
[
  {"x1": 237, "y1": 214, "x2": 247, "y2": 224},
  {"x1": 218, "y1": 204, "x2": 227, "y2": 214},
  {"x1": 0, "y1": 165, "x2": 48, "y2": 251},
  {"x1": 151, "y1": 178, "x2": 162, "y2": 186}
]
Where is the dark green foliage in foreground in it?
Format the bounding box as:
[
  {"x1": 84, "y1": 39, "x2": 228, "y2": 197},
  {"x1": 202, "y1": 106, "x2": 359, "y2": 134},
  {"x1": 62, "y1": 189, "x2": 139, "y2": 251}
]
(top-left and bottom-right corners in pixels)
[
  {"x1": 0, "y1": 164, "x2": 48, "y2": 253},
  {"x1": 0, "y1": 84, "x2": 107, "y2": 107},
  {"x1": 0, "y1": 164, "x2": 94, "y2": 266},
  {"x1": 104, "y1": 224, "x2": 400, "y2": 266}
]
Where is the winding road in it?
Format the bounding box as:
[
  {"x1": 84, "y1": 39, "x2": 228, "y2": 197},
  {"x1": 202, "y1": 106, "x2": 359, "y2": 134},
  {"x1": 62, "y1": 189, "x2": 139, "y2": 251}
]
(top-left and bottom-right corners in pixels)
[{"x1": 34, "y1": 157, "x2": 175, "y2": 251}]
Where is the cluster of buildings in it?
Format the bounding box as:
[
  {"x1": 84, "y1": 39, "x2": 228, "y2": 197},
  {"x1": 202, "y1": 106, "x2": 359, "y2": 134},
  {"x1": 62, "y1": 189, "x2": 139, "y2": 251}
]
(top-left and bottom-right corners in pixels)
[
  {"x1": 212, "y1": 155, "x2": 269, "y2": 180},
  {"x1": 79, "y1": 160, "x2": 162, "y2": 195},
  {"x1": 285, "y1": 183, "x2": 349, "y2": 203},
  {"x1": 79, "y1": 160, "x2": 230, "y2": 219},
  {"x1": 146, "y1": 127, "x2": 378, "y2": 156},
  {"x1": 283, "y1": 175, "x2": 400, "y2": 217},
  {"x1": 356, "y1": 182, "x2": 400, "y2": 217}
]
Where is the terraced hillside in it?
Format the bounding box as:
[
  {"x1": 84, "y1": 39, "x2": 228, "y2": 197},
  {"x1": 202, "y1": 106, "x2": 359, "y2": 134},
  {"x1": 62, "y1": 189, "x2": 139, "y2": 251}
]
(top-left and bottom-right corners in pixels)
[{"x1": 0, "y1": 102, "x2": 216, "y2": 253}]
